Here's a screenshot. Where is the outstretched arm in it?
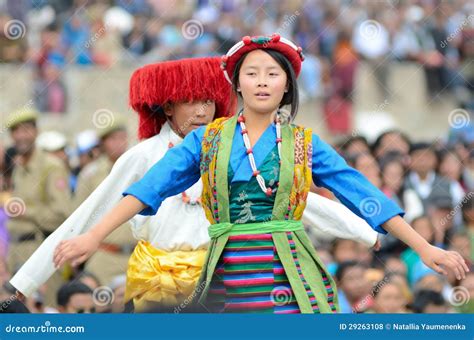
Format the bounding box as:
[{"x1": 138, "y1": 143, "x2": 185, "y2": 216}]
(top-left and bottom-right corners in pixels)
[
  {"x1": 311, "y1": 133, "x2": 469, "y2": 280},
  {"x1": 53, "y1": 195, "x2": 145, "y2": 268},
  {"x1": 52, "y1": 127, "x2": 205, "y2": 269},
  {"x1": 10, "y1": 147, "x2": 149, "y2": 297},
  {"x1": 383, "y1": 216, "x2": 469, "y2": 280}
]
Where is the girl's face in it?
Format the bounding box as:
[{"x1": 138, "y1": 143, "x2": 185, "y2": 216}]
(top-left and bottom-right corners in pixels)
[
  {"x1": 374, "y1": 283, "x2": 406, "y2": 313},
  {"x1": 439, "y1": 153, "x2": 462, "y2": 181},
  {"x1": 355, "y1": 153, "x2": 381, "y2": 188},
  {"x1": 339, "y1": 266, "x2": 370, "y2": 302},
  {"x1": 410, "y1": 149, "x2": 437, "y2": 174},
  {"x1": 238, "y1": 49, "x2": 288, "y2": 116},
  {"x1": 382, "y1": 161, "x2": 404, "y2": 193},
  {"x1": 376, "y1": 133, "x2": 410, "y2": 158},
  {"x1": 165, "y1": 100, "x2": 216, "y2": 136}
]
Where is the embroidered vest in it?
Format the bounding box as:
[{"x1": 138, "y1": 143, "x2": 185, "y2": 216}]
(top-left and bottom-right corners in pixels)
[{"x1": 199, "y1": 115, "x2": 313, "y2": 224}]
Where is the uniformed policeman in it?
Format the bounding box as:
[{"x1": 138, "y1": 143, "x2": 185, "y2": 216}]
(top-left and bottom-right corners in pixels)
[
  {"x1": 37, "y1": 131, "x2": 74, "y2": 193},
  {"x1": 75, "y1": 118, "x2": 136, "y2": 285},
  {"x1": 5, "y1": 109, "x2": 71, "y2": 306}
]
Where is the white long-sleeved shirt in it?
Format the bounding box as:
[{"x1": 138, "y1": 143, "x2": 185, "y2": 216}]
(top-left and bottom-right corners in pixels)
[{"x1": 10, "y1": 122, "x2": 377, "y2": 297}]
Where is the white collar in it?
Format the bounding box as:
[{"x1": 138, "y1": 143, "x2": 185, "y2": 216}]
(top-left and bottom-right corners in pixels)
[
  {"x1": 160, "y1": 121, "x2": 183, "y2": 147},
  {"x1": 410, "y1": 171, "x2": 436, "y2": 185}
]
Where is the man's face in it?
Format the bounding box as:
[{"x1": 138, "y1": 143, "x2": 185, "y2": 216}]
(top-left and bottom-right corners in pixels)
[
  {"x1": 102, "y1": 130, "x2": 128, "y2": 161},
  {"x1": 10, "y1": 122, "x2": 37, "y2": 155}
]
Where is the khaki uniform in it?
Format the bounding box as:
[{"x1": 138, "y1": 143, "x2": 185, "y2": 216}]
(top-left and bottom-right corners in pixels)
[
  {"x1": 75, "y1": 155, "x2": 135, "y2": 286},
  {"x1": 7, "y1": 147, "x2": 71, "y2": 306}
]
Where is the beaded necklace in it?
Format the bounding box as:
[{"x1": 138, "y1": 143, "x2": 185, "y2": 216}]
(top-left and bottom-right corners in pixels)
[{"x1": 237, "y1": 109, "x2": 282, "y2": 197}]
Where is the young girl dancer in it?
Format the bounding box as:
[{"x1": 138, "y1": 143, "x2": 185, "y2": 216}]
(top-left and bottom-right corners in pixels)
[
  {"x1": 12, "y1": 56, "x2": 379, "y2": 312},
  {"x1": 53, "y1": 35, "x2": 469, "y2": 313}
]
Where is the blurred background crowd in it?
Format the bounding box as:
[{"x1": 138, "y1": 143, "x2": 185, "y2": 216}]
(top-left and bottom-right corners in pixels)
[{"x1": 0, "y1": 0, "x2": 473, "y2": 314}]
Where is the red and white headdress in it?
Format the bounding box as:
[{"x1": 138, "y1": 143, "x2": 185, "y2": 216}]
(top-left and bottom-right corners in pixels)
[
  {"x1": 220, "y1": 34, "x2": 305, "y2": 84},
  {"x1": 129, "y1": 57, "x2": 234, "y2": 139}
]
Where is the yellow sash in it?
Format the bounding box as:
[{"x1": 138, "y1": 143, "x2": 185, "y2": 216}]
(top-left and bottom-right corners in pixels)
[{"x1": 125, "y1": 241, "x2": 206, "y2": 311}]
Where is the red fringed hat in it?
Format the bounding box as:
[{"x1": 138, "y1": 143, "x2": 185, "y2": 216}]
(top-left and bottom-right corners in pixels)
[
  {"x1": 129, "y1": 57, "x2": 234, "y2": 139},
  {"x1": 220, "y1": 34, "x2": 305, "y2": 84}
]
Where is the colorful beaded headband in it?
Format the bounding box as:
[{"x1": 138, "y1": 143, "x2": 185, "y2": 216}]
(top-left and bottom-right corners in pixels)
[{"x1": 220, "y1": 34, "x2": 305, "y2": 84}]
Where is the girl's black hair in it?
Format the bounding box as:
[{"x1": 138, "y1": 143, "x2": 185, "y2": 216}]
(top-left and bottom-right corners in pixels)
[
  {"x1": 411, "y1": 290, "x2": 446, "y2": 313},
  {"x1": 371, "y1": 129, "x2": 411, "y2": 156},
  {"x1": 150, "y1": 104, "x2": 166, "y2": 116},
  {"x1": 377, "y1": 151, "x2": 406, "y2": 199},
  {"x1": 345, "y1": 151, "x2": 374, "y2": 168},
  {"x1": 340, "y1": 135, "x2": 370, "y2": 153},
  {"x1": 378, "y1": 151, "x2": 405, "y2": 173},
  {"x1": 335, "y1": 260, "x2": 367, "y2": 282},
  {"x1": 231, "y1": 49, "x2": 299, "y2": 121}
]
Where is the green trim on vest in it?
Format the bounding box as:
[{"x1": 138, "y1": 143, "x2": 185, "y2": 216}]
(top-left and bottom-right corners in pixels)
[
  {"x1": 215, "y1": 115, "x2": 236, "y2": 223},
  {"x1": 271, "y1": 124, "x2": 294, "y2": 220}
]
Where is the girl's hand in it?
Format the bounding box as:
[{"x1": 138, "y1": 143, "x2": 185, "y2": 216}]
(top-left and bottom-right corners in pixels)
[
  {"x1": 419, "y1": 244, "x2": 469, "y2": 280},
  {"x1": 53, "y1": 232, "x2": 99, "y2": 268}
]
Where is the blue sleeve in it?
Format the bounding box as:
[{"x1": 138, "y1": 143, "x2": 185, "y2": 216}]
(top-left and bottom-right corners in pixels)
[
  {"x1": 123, "y1": 126, "x2": 205, "y2": 215},
  {"x1": 311, "y1": 134, "x2": 404, "y2": 234}
]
